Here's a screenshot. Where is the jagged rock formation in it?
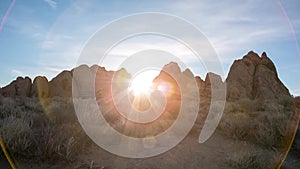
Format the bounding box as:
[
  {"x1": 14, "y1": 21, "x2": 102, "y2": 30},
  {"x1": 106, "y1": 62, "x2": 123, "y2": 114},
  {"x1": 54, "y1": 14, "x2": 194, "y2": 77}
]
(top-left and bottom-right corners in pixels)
[
  {"x1": 1, "y1": 80, "x2": 17, "y2": 96},
  {"x1": 72, "y1": 64, "x2": 96, "y2": 98},
  {"x1": 49, "y1": 70, "x2": 73, "y2": 98},
  {"x1": 31, "y1": 76, "x2": 49, "y2": 98},
  {"x1": 226, "y1": 51, "x2": 290, "y2": 101},
  {"x1": 0, "y1": 51, "x2": 291, "y2": 102},
  {"x1": 1, "y1": 77, "x2": 32, "y2": 97},
  {"x1": 202, "y1": 73, "x2": 224, "y2": 99}
]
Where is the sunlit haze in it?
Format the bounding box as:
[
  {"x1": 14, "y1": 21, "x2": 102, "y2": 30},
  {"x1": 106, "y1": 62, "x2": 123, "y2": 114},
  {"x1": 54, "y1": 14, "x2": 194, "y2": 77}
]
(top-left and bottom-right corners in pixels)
[{"x1": 129, "y1": 70, "x2": 159, "y2": 96}]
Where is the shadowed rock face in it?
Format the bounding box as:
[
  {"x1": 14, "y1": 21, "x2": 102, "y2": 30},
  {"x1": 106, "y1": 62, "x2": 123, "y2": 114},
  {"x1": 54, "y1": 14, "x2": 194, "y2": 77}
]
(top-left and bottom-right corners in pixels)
[
  {"x1": 226, "y1": 51, "x2": 290, "y2": 101},
  {"x1": 1, "y1": 77, "x2": 32, "y2": 97},
  {"x1": 1, "y1": 81, "x2": 16, "y2": 97},
  {"x1": 295, "y1": 97, "x2": 300, "y2": 108},
  {"x1": 203, "y1": 72, "x2": 224, "y2": 98},
  {"x1": 0, "y1": 51, "x2": 291, "y2": 101},
  {"x1": 31, "y1": 76, "x2": 49, "y2": 98},
  {"x1": 49, "y1": 70, "x2": 73, "y2": 98}
]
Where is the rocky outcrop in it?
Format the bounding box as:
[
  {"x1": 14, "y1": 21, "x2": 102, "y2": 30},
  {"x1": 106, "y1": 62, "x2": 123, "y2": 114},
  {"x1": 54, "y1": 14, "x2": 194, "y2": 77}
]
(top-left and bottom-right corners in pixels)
[
  {"x1": 1, "y1": 81, "x2": 16, "y2": 97},
  {"x1": 49, "y1": 70, "x2": 73, "y2": 98},
  {"x1": 94, "y1": 65, "x2": 114, "y2": 98},
  {"x1": 226, "y1": 51, "x2": 259, "y2": 100},
  {"x1": 205, "y1": 73, "x2": 224, "y2": 91},
  {"x1": 195, "y1": 76, "x2": 205, "y2": 92},
  {"x1": 253, "y1": 53, "x2": 289, "y2": 100},
  {"x1": 72, "y1": 64, "x2": 96, "y2": 98},
  {"x1": 31, "y1": 76, "x2": 49, "y2": 98},
  {"x1": 1, "y1": 77, "x2": 32, "y2": 97},
  {"x1": 0, "y1": 51, "x2": 292, "y2": 101},
  {"x1": 161, "y1": 62, "x2": 182, "y2": 75},
  {"x1": 226, "y1": 51, "x2": 290, "y2": 101},
  {"x1": 195, "y1": 72, "x2": 226, "y2": 101},
  {"x1": 16, "y1": 77, "x2": 32, "y2": 97}
]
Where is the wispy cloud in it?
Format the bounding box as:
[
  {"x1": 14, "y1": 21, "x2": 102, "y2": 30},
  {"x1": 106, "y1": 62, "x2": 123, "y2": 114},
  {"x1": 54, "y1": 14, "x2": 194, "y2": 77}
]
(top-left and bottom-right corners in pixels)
[
  {"x1": 11, "y1": 0, "x2": 300, "y2": 67},
  {"x1": 7, "y1": 15, "x2": 47, "y2": 41},
  {"x1": 11, "y1": 69, "x2": 23, "y2": 77},
  {"x1": 3, "y1": 0, "x2": 298, "y2": 94},
  {"x1": 43, "y1": 0, "x2": 57, "y2": 9}
]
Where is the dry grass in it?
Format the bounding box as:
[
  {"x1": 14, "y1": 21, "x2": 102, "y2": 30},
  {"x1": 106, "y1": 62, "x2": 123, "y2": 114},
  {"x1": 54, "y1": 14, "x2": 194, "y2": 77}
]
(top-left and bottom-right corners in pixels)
[
  {"x1": 0, "y1": 97, "x2": 92, "y2": 164},
  {"x1": 218, "y1": 96, "x2": 297, "y2": 168},
  {"x1": 225, "y1": 149, "x2": 274, "y2": 169},
  {"x1": 0, "y1": 94, "x2": 297, "y2": 168}
]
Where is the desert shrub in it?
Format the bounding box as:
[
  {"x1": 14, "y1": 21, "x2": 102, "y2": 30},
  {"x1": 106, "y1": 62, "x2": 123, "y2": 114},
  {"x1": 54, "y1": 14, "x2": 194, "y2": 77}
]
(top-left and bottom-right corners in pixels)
[
  {"x1": 0, "y1": 97, "x2": 20, "y2": 118},
  {"x1": 0, "y1": 96, "x2": 15, "y2": 106},
  {"x1": 252, "y1": 99, "x2": 266, "y2": 111},
  {"x1": 223, "y1": 102, "x2": 236, "y2": 114},
  {"x1": 237, "y1": 98, "x2": 254, "y2": 113},
  {"x1": 254, "y1": 112, "x2": 289, "y2": 149},
  {"x1": 22, "y1": 97, "x2": 44, "y2": 113},
  {"x1": 218, "y1": 96, "x2": 296, "y2": 169},
  {"x1": 0, "y1": 97, "x2": 91, "y2": 163},
  {"x1": 35, "y1": 123, "x2": 89, "y2": 162},
  {"x1": 225, "y1": 149, "x2": 275, "y2": 169},
  {"x1": 207, "y1": 101, "x2": 225, "y2": 119},
  {"x1": 223, "y1": 102, "x2": 244, "y2": 114},
  {"x1": 45, "y1": 97, "x2": 77, "y2": 125},
  {"x1": 265, "y1": 102, "x2": 282, "y2": 113},
  {"x1": 279, "y1": 95, "x2": 294, "y2": 112},
  {"x1": 219, "y1": 112, "x2": 252, "y2": 140},
  {"x1": 268, "y1": 150, "x2": 290, "y2": 169},
  {"x1": 224, "y1": 99, "x2": 255, "y2": 114},
  {"x1": 255, "y1": 123, "x2": 283, "y2": 149},
  {"x1": 0, "y1": 113, "x2": 37, "y2": 158},
  {"x1": 219, "y1": 103, "x2": 291, "y2": 150}
]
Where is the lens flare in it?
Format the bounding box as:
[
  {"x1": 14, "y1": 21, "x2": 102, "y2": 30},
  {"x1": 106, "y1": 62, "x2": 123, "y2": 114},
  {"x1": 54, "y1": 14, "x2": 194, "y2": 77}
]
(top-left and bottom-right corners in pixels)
[
  {"x1": 129, "y1": 70, "x2": 159, "y2": 96},
  {"x1": 157, "y1": 82, "x2": 171, "y2": 95}
]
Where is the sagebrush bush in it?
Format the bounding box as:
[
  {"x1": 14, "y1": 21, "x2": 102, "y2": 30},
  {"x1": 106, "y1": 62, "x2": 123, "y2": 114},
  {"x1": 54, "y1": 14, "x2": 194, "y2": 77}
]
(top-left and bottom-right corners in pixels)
[
  {"x1": 219, "y1": 112, "x2": 252, "y2": 140},
  {"x1": 237, "y1": 98, "x2": 254, "y2": 113},
  {"x1": 254, "y1": 112, "x2": 289, "y2": 149},
  {"x1": 219, "y1": 97, "x2": 297, "y2": 169},
  {"x1": 35, "y1": 123, "x2": 89, "y2": 162},
  {"x1": 0, "y1": 115, "x2": 36, "y2": 157},
  {"x1": 219, "y1": 98, "x2": 295, "y2": 148},
  {"x1": 220, "y1": 111, "x2": 291, "y2": 148},
  {"x1": 225, "y1": 148, "x2": 275, "y2": 169},
  {"x1": 44, "y1": 97, "x2": 77, "y2": 125},
  {"x1": 0, "y1": 97, "x2": 91, "y2": 163}
]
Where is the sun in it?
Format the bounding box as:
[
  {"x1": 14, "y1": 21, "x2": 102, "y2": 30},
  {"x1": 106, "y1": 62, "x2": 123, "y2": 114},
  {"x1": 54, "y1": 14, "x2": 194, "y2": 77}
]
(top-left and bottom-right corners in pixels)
[{"x1": 129, "y1": 70, "x2": 159, "y2": 96}]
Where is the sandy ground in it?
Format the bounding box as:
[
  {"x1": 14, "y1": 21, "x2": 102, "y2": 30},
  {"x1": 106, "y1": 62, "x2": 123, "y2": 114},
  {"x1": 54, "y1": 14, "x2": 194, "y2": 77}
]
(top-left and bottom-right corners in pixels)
[
  {"x1": 76, "y1": 126, "x2": 272, "y2": 169},
  {"x1": 14, "y1": 125, "x2": 295, "y2": 169}
]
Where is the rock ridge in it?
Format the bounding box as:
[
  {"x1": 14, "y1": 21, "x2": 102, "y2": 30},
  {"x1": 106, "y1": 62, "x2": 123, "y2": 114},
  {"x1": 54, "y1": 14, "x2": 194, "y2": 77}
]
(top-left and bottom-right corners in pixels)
[{"x1": 0, "y1": 51, "x2": 291, "y2": 101}]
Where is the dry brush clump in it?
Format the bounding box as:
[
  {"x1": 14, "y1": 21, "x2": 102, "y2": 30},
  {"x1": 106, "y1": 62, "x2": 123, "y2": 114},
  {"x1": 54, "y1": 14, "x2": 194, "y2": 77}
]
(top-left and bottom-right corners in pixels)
[
  {"x1": 218, "y1": 96, "x2": 297, "y2": 168},
  {"x1": 0, "y1": 96, "x2": 92, "y2": 164},
  {"x1": 225, "y1": 147, "x2": 276, "y2": 169}
]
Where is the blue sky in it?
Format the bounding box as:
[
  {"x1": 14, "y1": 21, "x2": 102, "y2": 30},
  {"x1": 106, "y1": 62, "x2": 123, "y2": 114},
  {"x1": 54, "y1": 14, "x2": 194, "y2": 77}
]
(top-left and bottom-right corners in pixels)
[{"x1": 0, "y1": 0, "x2": 299, "y2": 95}]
